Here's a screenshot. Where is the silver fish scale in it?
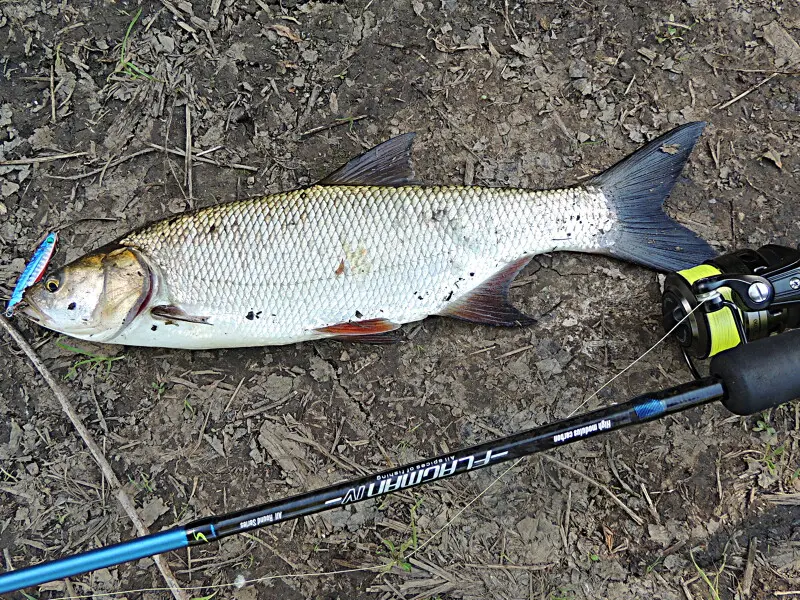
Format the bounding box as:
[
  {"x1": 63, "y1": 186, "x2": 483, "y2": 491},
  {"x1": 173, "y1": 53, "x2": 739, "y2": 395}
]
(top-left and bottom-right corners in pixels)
[{"x1": 120, "y1": 184, "x2": 612, "y2": 344}]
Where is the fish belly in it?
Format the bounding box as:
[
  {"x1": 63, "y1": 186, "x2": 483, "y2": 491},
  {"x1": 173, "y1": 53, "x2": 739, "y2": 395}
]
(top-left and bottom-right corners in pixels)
[{"x1": 114, "y1": 185, "x2": 611, "y2": 348}]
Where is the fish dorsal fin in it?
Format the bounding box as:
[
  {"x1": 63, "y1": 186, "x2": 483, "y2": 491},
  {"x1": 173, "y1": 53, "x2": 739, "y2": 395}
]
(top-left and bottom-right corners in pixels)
[
  {"x1": 320, "y1": 133, "x2": 417, "y2": 187},
  {"x1": 438, "y1": 256, "x2": 536, "y2": 326}
]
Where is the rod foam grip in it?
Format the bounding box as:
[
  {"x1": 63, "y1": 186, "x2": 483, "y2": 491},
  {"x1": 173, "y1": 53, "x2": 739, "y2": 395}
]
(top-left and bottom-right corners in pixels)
[{"x1": 710, "y1": 330, "x2": 800, "y2": 415}]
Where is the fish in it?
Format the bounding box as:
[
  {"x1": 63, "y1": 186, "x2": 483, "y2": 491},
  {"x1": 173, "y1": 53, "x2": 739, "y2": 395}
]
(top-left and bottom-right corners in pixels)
[
  {"x1": 4, "y1": 232, "x2": 58, "y2": 318},
  {"x1": 19, "y1": 122, "x2": 715, "y2": 349}
]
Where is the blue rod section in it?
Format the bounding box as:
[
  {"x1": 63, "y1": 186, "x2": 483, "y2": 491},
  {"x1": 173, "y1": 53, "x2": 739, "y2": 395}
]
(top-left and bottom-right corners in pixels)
[{"x1": 0, "y1": 528, "x2": 188, "y2": 594}]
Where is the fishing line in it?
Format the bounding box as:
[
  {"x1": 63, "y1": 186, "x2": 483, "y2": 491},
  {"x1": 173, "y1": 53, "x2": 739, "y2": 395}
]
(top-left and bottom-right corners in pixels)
[
  {"x1": 42, "y1": 566, "x2": 388, "y2": 599},
  {"x1": 567, "y1": 298, "x2": 709, "y2": 418},
  {"x1": 42, "y1": 460, "x2": 527, "y2": 600},
  {"x1": 41, "y1": 298, "x2": 709, "y2": 599},
  {"x1": 397, "y1": 299, "x2": 710, "y2": 567},
  {"x1": 404, "y1": 457, "x2": 526, "y2": 560}
]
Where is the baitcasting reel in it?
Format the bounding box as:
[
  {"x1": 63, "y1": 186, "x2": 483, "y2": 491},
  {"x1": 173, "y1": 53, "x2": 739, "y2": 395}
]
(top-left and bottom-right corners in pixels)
[{"x1": 663, "y1": 245, "x2": 800, "y2": 367}]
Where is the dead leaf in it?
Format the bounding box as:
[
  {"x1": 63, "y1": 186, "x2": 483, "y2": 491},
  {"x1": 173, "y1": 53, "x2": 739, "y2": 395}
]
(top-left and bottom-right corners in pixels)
[
  {"x1": 660, "y1": 143, "x2": 680, "y2": 155},
  {"x1": 1, "y1": 180, "x2": 20, "y2": 197},
  {"x1": 140, "y1": 497, "x2": 169, "y2": 528},
  {"x1": 511, "y1": 36, "x2": 538, "y2": 59},
  {"x1": 763, "y1": 148, "x2": 783, "y2": 169},
  {"x1": 271, "y1": 24, "x2": 301, "y2": 43},
  {"x1": 603, "y1": 525, "x2": 615, "y2": 552},
  {"x1": 638, "y1": 47, "x2": 657, "y2": 62},
  {"x1": 763, "y1": 21, "x2": 800, "y2": 68}
]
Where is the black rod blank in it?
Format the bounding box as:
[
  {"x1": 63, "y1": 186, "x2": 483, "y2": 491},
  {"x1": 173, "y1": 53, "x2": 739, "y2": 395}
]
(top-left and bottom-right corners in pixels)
[{"x1": 0, "y1": 378, "x2": 724, "y2": 594}]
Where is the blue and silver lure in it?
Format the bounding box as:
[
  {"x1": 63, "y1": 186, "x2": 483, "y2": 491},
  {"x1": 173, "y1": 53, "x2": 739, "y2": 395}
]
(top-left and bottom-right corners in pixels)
[{"x1": 5, "y1": 232, "x2": 58, "y2": 318}]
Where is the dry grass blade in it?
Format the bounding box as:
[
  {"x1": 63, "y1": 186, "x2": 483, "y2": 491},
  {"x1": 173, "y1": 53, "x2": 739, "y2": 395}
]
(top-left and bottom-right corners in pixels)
[
  {"x1": 0, "y1": 151, "x2": 87, "y2": 166},
  {"x1": 184, "y1": 90, "x2": 193, "y2": 202},
  {"x1": 763, "y1": 492, "x2": 800, "y2": 504},
  {"x1": 738, "y1": 537, "x2": 757, "y2": 599}
]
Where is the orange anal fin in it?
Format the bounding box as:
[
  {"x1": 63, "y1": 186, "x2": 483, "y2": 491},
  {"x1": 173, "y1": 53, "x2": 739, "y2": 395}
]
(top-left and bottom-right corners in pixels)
[
  {"x1": 438, "y1": 256, "x2": 536, "y2": 327},
  {"x1": 315, "y1": 318, "x2": 400, "y2": 339}
]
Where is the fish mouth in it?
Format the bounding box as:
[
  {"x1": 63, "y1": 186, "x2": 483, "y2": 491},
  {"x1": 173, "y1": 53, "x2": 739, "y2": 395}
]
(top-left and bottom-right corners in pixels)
[{"x1": 19, "y1": 297, "x2": 46, "y2": 324}]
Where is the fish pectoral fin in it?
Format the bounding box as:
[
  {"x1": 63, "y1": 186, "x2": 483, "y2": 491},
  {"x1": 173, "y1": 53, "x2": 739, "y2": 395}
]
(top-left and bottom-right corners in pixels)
[
  {"x1": 438, "y1": 256, "x2": 537, "y2": 327},
  {"x1": 151, "y1": 305, "x2": 212, "y2": 325},
  {"x1": 319, "y1": 133, "x2": 418, "y2": 187},
  {"x1": 314, "y1": 317, "x2": 401, "y2": 341}
]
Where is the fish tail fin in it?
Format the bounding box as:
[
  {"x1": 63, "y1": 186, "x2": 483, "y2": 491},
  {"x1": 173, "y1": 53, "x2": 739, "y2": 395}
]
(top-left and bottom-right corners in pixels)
[{"x1": 590, "y1": 121, "x2": 716, "y2": 272}]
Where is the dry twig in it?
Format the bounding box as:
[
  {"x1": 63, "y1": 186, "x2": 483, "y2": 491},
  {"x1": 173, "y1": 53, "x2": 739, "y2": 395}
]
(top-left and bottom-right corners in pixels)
[
  {"x1": 540, "y1": 454, "x2": 644, "y2": 526},
  {"x1": 0, "y1": 316, "x2": 188, "y2": 600},
  {"x1": 184, "y1": 92, "x2": 193, "y2": 201},
  {"x1": 738, "y1": 537, "x2": 757, "y2": 599},
  {"x1": 300, "y1": 115, "x2": 368, "y2": 137},
  {"x1": 715, "y1": 72, "x2": 779, "y2": 110},
  {"x1": 44, "y1": 148, "x2": 156, "y2": 181},
  {"x1": 147, "y1": 143, "x2": 258, "y2": 172}
]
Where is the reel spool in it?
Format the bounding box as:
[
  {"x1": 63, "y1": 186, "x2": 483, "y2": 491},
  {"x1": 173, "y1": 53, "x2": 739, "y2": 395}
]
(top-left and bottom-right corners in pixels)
[{"x1": 662, "y1": 245, "x2": 800, "y2": 363}]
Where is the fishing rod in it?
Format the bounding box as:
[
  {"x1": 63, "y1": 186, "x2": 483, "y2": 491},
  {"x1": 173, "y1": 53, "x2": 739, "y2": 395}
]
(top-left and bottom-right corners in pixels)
[{"x1": 3, "y1": 245, "x2": 800, "y2": 595}]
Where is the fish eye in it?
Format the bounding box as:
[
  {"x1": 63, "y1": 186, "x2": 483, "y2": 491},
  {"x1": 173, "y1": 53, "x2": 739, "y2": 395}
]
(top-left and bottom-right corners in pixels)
[{"x1": 45, "y1": 277, "x2": 60, "y2": 293}]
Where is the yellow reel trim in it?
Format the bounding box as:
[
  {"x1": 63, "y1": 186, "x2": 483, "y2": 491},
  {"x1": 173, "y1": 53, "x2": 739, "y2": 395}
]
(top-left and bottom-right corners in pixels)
[{"x1": 677, "y1": 264, "x2": 742, "y2": 356}]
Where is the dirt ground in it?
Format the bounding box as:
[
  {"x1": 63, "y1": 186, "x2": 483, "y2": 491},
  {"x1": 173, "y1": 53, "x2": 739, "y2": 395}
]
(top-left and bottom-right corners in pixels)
[{"x1": 1, "y1": 0, "x2": 799, "y2": 599}]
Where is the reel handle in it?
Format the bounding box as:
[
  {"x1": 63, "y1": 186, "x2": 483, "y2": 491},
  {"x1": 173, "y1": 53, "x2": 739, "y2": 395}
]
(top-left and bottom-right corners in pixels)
[{"x1": 710, "y1": 329, "x2": 800, "y2": 415}]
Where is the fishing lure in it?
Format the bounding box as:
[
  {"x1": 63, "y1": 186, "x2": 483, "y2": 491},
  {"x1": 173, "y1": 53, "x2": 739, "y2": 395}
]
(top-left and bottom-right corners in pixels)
[{"x1": 5, "y1": 232, "x2": 58, "y2": 318}]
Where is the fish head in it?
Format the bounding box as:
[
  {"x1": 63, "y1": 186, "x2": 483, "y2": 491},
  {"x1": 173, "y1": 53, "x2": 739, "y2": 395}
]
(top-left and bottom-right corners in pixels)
[{"x1": 21, "y1": 247, "x2": 152, "y2": 341}]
